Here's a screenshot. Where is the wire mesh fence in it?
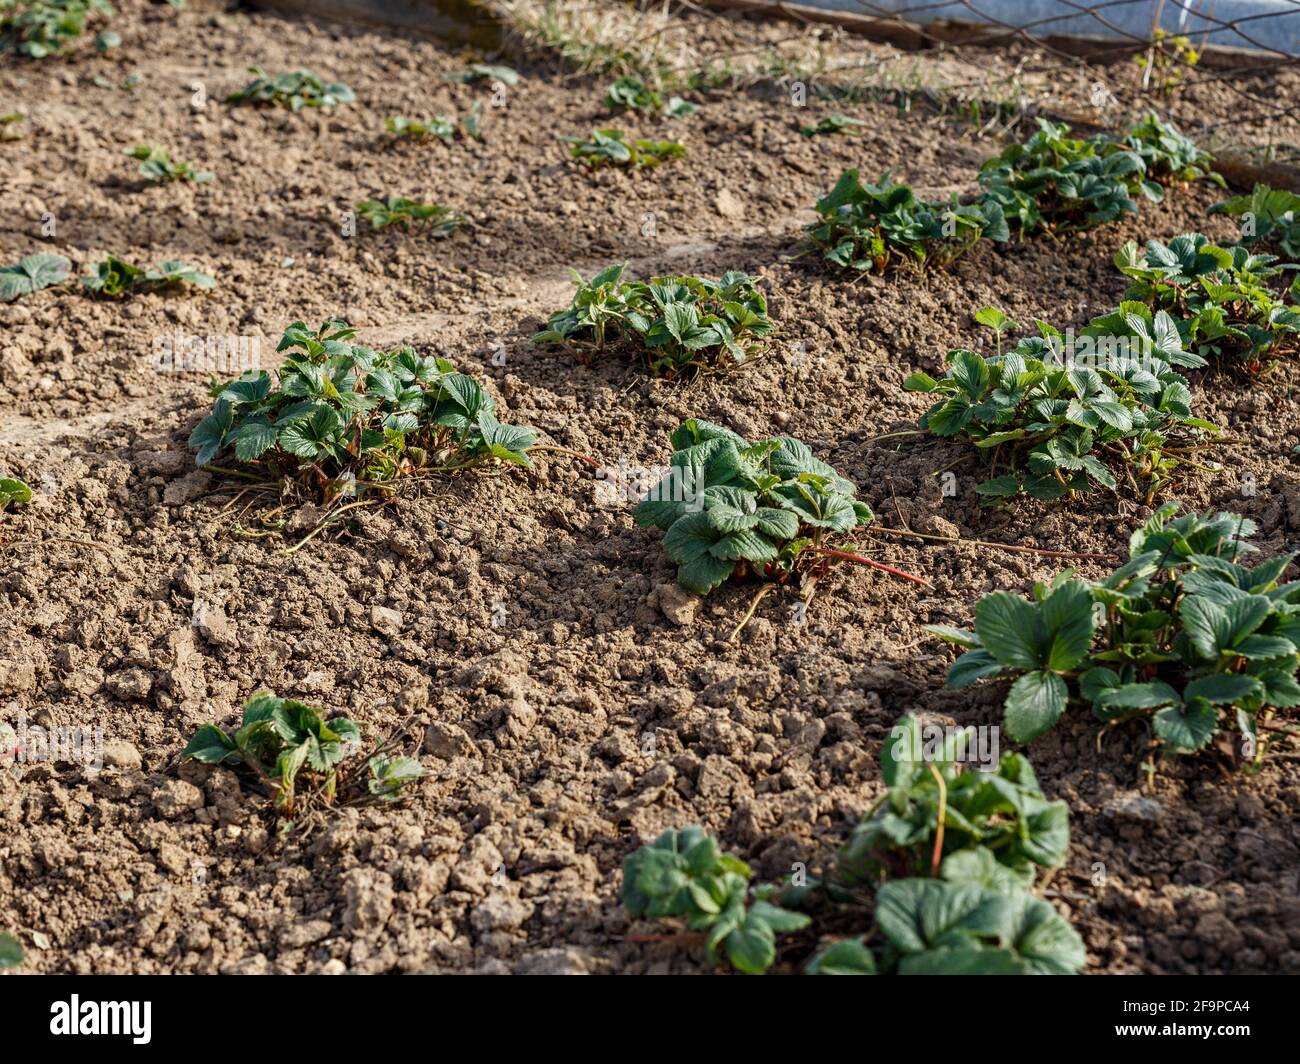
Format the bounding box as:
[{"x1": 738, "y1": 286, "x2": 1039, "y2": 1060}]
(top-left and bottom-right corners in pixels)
[{"x1": 670, "y1": 0, "x2": 1300, "y2": 165}]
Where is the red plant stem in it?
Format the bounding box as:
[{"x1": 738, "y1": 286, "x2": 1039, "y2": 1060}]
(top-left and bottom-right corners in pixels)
[
  {"x1": 811, "y1": 547, "x2": 931, "y2": 587},
  {"x1": 529, "y1": 444, "x2": 603, "y2": 468}
]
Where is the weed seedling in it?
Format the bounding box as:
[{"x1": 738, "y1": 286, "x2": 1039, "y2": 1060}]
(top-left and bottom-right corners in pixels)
[
  {"x1": 127, "y1": 144, "x2": 212, "y2": 183},
  {"x1": 355, "y1": 197, "x2": 462, "y2": 234},
  {"x1": 182, "y1": 690, "x2": 422, "y2": 817},
  {"x1": 225, "y1": 67, "x2": 355, "y2": 112}
]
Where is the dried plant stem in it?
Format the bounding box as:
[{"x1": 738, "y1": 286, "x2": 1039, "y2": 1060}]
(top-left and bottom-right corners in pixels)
[
  {"x1": 729, "y1": 583, "x2": 777, "y2": 641},
  {"x1": 868, "y1": 525, "x2": 1114, "y2": 560},
  {"x1": 529, "y1": 444, "x2": 603, "y2": 468}
]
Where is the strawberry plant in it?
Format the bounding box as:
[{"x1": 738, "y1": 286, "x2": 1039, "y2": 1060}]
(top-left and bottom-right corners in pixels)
[
  {"x1": 0, "y1": 0, "x2": 111, "y2": 57},
  {"x1": 930, "y1": 504, "x2": 1300, "y2": 759},
  {"x1": 225, "y1": 67, "x2": 355, "y2": 112},
  {"x1": 446, "y1": 62, "x2": 518, "y2": 86},
  {"x1": 633, "y1": 420, "x2": 927, "y2": 596},
  {"x1": 904, "y1": 307, "x2": 1217, "y2": 503},
  {"x1": 385, "y1": 115, "x2": 456, "y2": 142},
  {"x1": 0, "y1": 476, "x2": 32, "y2": 518},
  {"x1": 189, "y1": 317, "x2": 536, "y2": 502},
  {"x1": 564, "y1": 128, "x2": 686, "y2": 169},
  {"x1": 1210, "y1": 183, "x2": 1300, "y2": 259},
  {"x1": 82, "y1": 256, "x2": 214, "y2": 297},
  {"x1": 1109, "y1": 234, "x2": 1300, "y2": 369},
  {"x1": 1117, "y1": 113, "x2": 1221, "y2": 190},
  {"x1": 627, "y1": 719, "x2": 1084, "y2": 976},
  {"x1": 837, "y1": 715, "x2": 1069, "y2": 889},
  {"x1": 801, "y1": 113, "x2": 865, "y2": 137},
  {"x1": 534, "y1": 264, "x2": 772, "y2": 376},
  {"x1": 0, "y1": 111, "x2": 23, "y2": 141},
  {"x1": 182, "y1": 690, "x2": 422, "y2": 815},
  {"x1": 605, "y1": 75, "x2": 695, "y2": 118},
  {"x1": 808, "y1": 714, "x2": 1082, "y2": 975},
  {"x1": 0, "y1": 931, "x2": 20, "y2": 969},
  {"x1": 355, "y1": 197, "x2": 462, "y2": 234},
  {"x1": 806, "y1": 877, "x2": 1086, "y2": 975},
  {"x1": 622, "y1": 826, "x2": 810, "y2": 974},
  {"x1": 977, "y1": 119, "x2": 1156, "y2": 235},
  {"x1": 127, "y1": 144, "x2": 212, "y2": 183},
  {"x1": 0, "y1": 252, "x2": 68, "y2": 301},
  {"x1": 807, "y1": 171, "x2": 1007, "y2": 274}
]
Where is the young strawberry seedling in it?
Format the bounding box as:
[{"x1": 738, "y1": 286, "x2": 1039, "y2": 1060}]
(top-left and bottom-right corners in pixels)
[
  {"x1": 0, "y1": 476, "x2": 32, "y2": 541},
  {"x1": 189, "y1": 318, "x2": 538, "y2": 529},
  {"x1": 182, "y1": 690, "x2": 422, "y2": 819},
  {"x1": 385, "y1": 115, "x2": 457, "y2": 143},
  {"x1": 633, "y1": 420, "x2": 927, "y2": 628},
  {"x1": 0, "y1": 111, "x2": 23, "y2": 141},
  {"x1": 127, "y1": 144, "x2": 213, "y2": 183},
  {"x1": 0, "y1": 252, "x2": 69, "y2": 300},
  {"x1": 1210, "y1": 183, "x2": 1300, "y2": 259},
  {"x1": 604, "y1": 75, "x2": 695, "y2": 118},
  {"x1": 1108, "y1": 234, "x2": 1300, "y2": 370},
  {"x1": 564, "y1": 128, "x2": 686, "y2": 169},
  {"x1": 0, "y1": 931, "x2": 20, "y2": 969},
  {"x1": 82, "y1": 256, "x2": 214, "y2": 296},
  {"x1": 355, "y1": 197, "x2": 462, "y2": 234},
  {"x1": 534, "y1": 265, "x2": 771, "y2": 377},
  {"x1": 225, "y1": 67, "x2": 355, "y2": 112},
  {"x1": 0, "y1": 0, "x2": 111, "y2": 57},
  {"x1": 806, "y1": 171, "x2": 1007, "y2": 274},
  {"x1": 622, "y1": 827, "x2": 810, "y2": 974},
  {"x1": 1117, "y1": 113, "x2": 1222, "y2": 190},
  {"x1": 904, "y1": 307, "x2": 1218, "y2": 503},
  {"x1": 446, "y1": 62, "x2": 518, "y2": 86},
  {"x1": 977, "y1": 119, "x2": 1157, "y2": 236},
  {"x1": 930, "y1": 504, "x2": 1300, "y2": 763},
  {"x1": 800, "y1": 113, "x2": 865, "y2": 137}
]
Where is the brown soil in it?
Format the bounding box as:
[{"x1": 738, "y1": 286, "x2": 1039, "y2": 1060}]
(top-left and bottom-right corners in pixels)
[{"x1": 1, "y1": 2, "x2": 1298, "y2": 975}]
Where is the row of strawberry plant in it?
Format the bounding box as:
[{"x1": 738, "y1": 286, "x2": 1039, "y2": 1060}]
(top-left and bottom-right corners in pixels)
[
  {"x1": 806, "y1": 114, "x2": 1221, "y2": 275},
  {"x1": 0, "y1": 252, "x2": 212, "y2": 301}
]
